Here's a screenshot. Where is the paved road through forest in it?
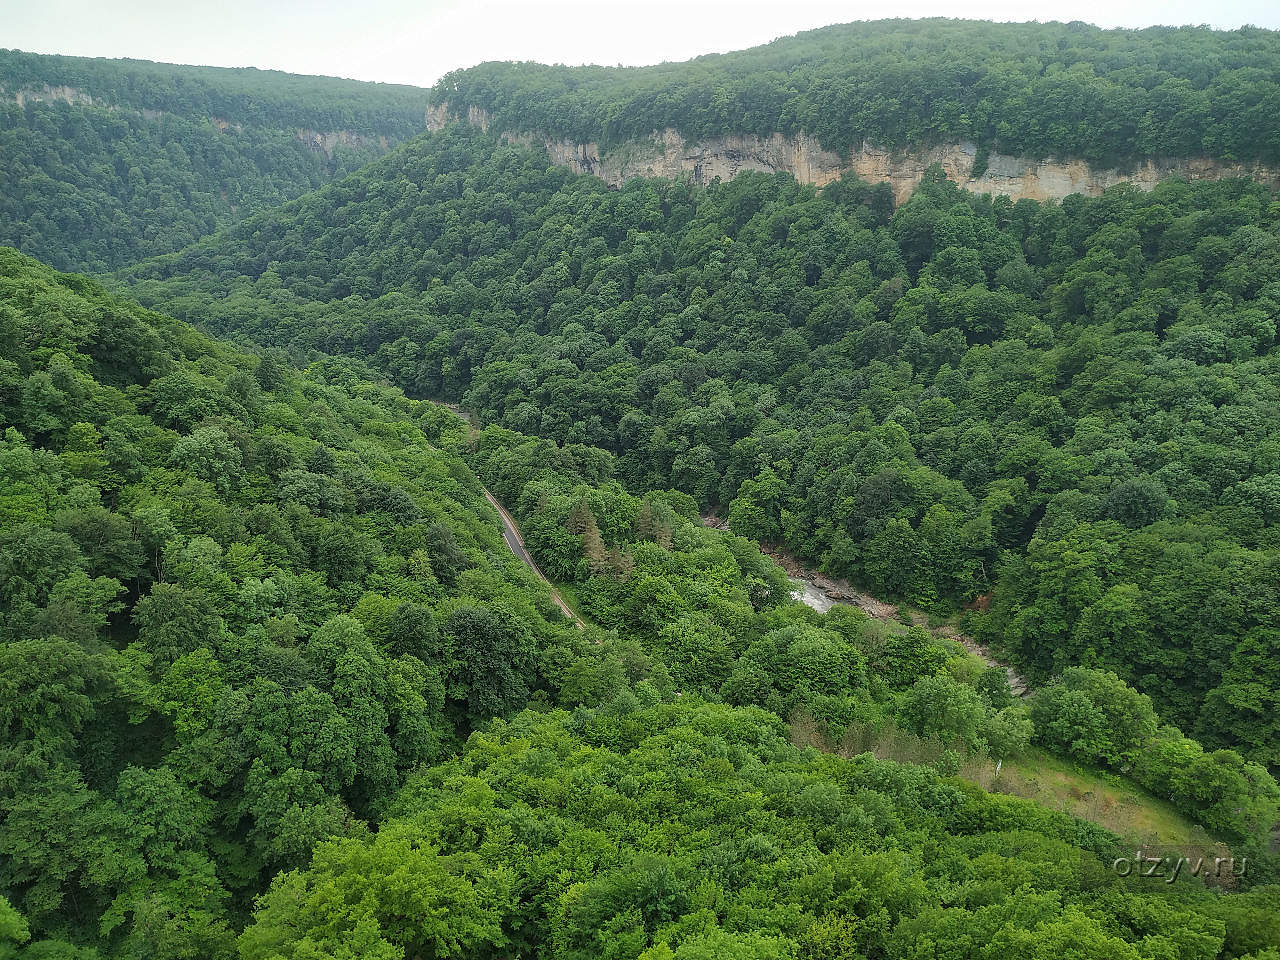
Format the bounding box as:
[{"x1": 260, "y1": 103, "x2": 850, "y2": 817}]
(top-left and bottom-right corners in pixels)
[
  {"x1": 482, "y1": 487, "x2": 584, "y2": 628},
  {"x1": 431, "y1": 401, "x2": 584, "y2": 628}
]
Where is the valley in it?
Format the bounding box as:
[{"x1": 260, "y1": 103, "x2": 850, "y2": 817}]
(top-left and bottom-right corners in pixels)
[{"x1": 2, "y1": 15, "x2": 1280, "y2": 960}]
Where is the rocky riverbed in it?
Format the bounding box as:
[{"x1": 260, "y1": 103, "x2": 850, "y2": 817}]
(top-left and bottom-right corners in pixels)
[{"x1": 703, "y1": 514, "x2": 1030, "y2": 697}]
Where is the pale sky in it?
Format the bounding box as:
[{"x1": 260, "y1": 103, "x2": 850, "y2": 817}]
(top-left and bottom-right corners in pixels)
[{"x1": 3, "y1": 0, "x2": 1278, "y2": 88}]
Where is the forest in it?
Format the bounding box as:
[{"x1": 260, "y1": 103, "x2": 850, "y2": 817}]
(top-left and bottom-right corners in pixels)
[
  {"x1": 3, "y1": 244, "x2": 1279, "y2": 958},
  {"x1": 432, "y1": 20, "x2": 1280, "y2": 166},
  {"x1": 0, "y1": 49, "x2": 429, "y2": 271},
  {"x1": 119, "y1": 125, "x2": 1280, "y2": 770},
  {"x1": 0, "y1": 50, "x2": 429, "y2": 133},
  {"x1": 4, "y1": 17, "x2": 1280, "y2": 960}
]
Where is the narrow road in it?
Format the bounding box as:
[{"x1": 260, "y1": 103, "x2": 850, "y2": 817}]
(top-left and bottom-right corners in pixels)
[
  {"x1": 482, "y1": 488, "x2": 584, "y2": 628},
  {"x1": 429, "y1": 399, "x2": 584, "y2": 629}
]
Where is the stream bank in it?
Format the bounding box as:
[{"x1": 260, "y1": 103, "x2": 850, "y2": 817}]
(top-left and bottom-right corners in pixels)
[{"x1": 704, "y1": 514, "x2": 1029, "y2": 697}]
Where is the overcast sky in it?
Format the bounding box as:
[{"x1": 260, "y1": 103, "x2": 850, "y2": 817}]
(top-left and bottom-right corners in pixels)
[{"x1": 4, "y1": 0, "x2": 1278, "y2": 88}]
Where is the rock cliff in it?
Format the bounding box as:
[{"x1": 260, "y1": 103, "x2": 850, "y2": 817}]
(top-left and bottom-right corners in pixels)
[
  {"x1": 8, "y1": 83, "x2": 96, "y2": 108},
  {"x1": 295, "y1": 128, "x2": 390, "y2": 159},
  {"x1": 426, "y1": 104, "x2": 1280, "y2": 202}
]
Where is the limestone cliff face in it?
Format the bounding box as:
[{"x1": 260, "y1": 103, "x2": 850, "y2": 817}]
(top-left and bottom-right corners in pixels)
[
  {"x1": 8, "y1": 84, "x2": 97, "y2": 108},
  {"x1": 427, "y1": 104, "x2": 1280, "y2": 201},
  {"x1": 295, "y1": 129, "x2": 390, "y2": 159}
]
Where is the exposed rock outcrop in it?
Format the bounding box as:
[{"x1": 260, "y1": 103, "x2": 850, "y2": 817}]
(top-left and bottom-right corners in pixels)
[
  {"x1": 428, "y1": 103, "x2": 1280, "y2": 202},
  {"x1": 295, "y1": 128, "x2": 390, "y2": 159},
  {"x1": 9, "y1": 83, "x2": 96, "y2": 108}
]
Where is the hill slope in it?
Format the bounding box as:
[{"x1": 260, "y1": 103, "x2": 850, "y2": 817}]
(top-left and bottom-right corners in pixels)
[
  {"x1": 0, "y1": 49, "x2": 429, "y2": 271},
  {"x1": 236, "y1": 701, "x2": 1280, "y2": 960},
  {"x1": 0, "y1": 246, "x2": 597, "y2": 952},
  {"x1": 17, "y1": 244, "x2": 1277, "y2": 956}
]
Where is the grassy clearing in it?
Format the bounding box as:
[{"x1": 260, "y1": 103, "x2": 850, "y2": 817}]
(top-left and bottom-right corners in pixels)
[
  {"x1": 963, "y1": 747, "x2": 1221, "y2": 850},
  {"x1": 792, "y1": 715, "x2": 1233, "y2": 867}
]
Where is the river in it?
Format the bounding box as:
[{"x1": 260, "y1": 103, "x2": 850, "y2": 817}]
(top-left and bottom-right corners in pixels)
[
  {"x1": 774, "y1": 544, "x2": 1028, "y2": 696},
  {"x1": 790, "y1": 578, "x2": 835, "y2": 613}
]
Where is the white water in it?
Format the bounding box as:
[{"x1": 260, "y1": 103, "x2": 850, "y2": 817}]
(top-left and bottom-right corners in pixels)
[
  {"x1": 790, "y1": 578, "x2": 835, "y2": 614},
  {"x1": 786, "y1": 573, "x2": 1027, "y2": 694}
]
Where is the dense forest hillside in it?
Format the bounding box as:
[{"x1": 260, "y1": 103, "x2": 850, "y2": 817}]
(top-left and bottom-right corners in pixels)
[
  {"x1": 6, "y1": 243, "x2": 1279, "y2": 956},
  {"x1": 0, "y1": 49, "x2": 429, "y2": 271},
  {"x1": 122, "y1": 125, "x2": 1280, "y2": 770},
  {"x1": 432, "y1": 19, "x2": 1280, "y2": 167},
  {"x1": 0, "y1": 247, "x2": 584, "y2": 953},
  {"x1": 236, "y1": 702, "x2": 1279, "y2": 960},
  {"x1": 0, "y1": 51, "x2": 427, "y2": 132}
]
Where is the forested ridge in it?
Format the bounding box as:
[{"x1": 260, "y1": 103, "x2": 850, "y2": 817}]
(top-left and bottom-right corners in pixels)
[
  {"x1": 0, "y1": 50, "x2": 428, "y2": 134},
  {"x1": 432, "y1": 19, "x2": 1280, "y2": 167},
  {"x1": 0, "y1": 49, "x2": 430, "y2": 272}
]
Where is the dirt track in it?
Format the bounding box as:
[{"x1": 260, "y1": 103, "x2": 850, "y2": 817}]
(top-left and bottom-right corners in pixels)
[{"x1": 430, "y1": 401, "x2": 584, "y2": 629}]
